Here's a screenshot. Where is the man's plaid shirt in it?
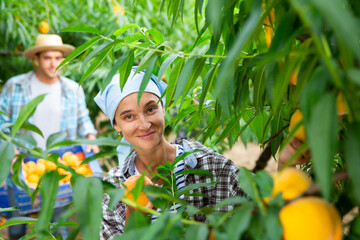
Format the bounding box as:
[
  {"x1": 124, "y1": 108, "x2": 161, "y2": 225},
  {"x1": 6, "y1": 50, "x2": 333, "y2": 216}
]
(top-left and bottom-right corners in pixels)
[
  {"x1": 0, "y1": 71, "x2": 97, "y2": 143},
  {"x1": 101, "y1": 138, "x2": 246, "y2": 240}
]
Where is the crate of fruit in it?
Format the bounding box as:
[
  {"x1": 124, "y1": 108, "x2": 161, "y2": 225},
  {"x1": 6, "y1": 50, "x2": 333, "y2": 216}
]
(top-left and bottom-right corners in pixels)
[{"x1": 12, "y1": 145, "x2": 102, "y2": 215}]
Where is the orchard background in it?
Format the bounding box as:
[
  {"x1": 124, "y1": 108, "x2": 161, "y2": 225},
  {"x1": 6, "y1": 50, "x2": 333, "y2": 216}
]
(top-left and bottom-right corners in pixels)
[{"x1": 1, "y1": 0, "x2": 360, "y2": 239}]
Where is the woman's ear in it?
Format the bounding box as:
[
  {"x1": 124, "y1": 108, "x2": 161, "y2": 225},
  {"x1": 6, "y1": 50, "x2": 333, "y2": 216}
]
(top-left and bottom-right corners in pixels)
[{"x1": 113, "y1": 123, "x2": 121, "y2": 133}]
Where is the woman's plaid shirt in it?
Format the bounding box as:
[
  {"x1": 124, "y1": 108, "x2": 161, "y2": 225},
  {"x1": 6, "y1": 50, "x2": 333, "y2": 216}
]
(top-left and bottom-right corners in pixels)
[{"x1": 100, "y1": 138, "x2": 247, "y2": 240}]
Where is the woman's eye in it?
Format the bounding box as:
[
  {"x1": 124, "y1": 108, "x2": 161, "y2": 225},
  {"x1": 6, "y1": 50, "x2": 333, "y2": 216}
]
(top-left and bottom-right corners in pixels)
[
  {"x1": 147, "y1": 107, "x2": 156, "y2": 113},
  {"x1": 124, "y1": 115, "x2": 133, "y2": 120}
]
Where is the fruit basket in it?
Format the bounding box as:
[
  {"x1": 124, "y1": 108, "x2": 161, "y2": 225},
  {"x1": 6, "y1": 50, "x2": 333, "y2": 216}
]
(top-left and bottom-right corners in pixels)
[{"x1": 11, "y1": 145, "x2": 102, "y2": 214}]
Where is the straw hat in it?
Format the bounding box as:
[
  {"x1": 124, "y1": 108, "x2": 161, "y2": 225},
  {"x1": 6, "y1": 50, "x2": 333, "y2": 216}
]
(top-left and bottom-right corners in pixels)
[{"x1": 23, "y1": 34, "x2": 75, "y2": 60}]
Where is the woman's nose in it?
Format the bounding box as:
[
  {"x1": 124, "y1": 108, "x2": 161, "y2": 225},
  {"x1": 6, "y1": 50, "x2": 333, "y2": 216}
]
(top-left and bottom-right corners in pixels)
[{"x1": 138, "y1": 116, "x2": 151, "y2": 130}]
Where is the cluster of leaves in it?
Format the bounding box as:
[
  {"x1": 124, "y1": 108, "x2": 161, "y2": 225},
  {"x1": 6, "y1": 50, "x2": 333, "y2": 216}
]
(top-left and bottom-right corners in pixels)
[{"x1": 110, "y1": 165, "x2": 284, "y2": 240}]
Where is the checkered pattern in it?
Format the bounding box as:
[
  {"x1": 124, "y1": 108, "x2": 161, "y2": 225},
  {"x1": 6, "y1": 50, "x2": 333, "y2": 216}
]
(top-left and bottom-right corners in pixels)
[
  {"x1": 100, "y1": 138, "x2": 246, "y2": 239},
  {"x1": 0, "y1": 71, "x2": 97, "y2": 145}
]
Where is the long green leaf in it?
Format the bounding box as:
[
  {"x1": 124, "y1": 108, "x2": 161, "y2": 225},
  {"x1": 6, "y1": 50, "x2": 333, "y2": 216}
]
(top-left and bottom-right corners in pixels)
[
  {"x1": 119, "y1": 50, "x2": 135, "y2": 90},
  {"x1": 0, "y1": 217, "x2": 37, "y2": 229},
  {"x1": 79, "y1": 43, "x2": 115, "y2": 84},
  {"x1": 46, "y1": 137, "x2": 123, "y2": 150},
  {"x1": 199, "y1": 64, "x2": 218, "y2": 111},
  {"x1": 101, "y1": 53, "x2": 128, "y2": 92},
  {"x1": 12, "y1": 94, "x2": 46, "y2": 138},
  {"x1": 216, "y1": 113, "x2": 242, "y2": 144},
  {"x1": 0, "y1": 142, "x2": 15, "y2": 185},
  {"x1": 215, "y1": 5, "x2": 262, "y2": 114},
  {"x1": 226, "y1": 203, "x2": 253, "y2": 239},
  {"x1": 46, "y1": 132, "x2": 67, "y2": 150},
  {"x1": 184, "y1": 57, "x2": 206, "y2": 96},
  {"x1": 138, "y1": 54, "x2": 158, "y2": 104},
  {"x1": 238, "y1": 167, "x2": 266, "y2": 214},
  {"x1": 57, "y1": 36, "x2": 101, "y2": 70},
  {"x1": 307, "y1": 93, "x2": 338, "y2": 200},
  {"x1": 36, "y1": 171, "x2": 61, "y2": 238},
  {"x1": 73, "y1": 177, "x2": 103, "y2": 240},
  {"x1": 146, "y1": 28, "x2": 165, "y2": 44},
  {"x1": 174, "y1": 57, "x2": 197, "y2": 104},
  {"x1": 61, "y1": 24, "x2": 100, "y2": 35},
  {"x1": 175, "y1": 182, "x2": 216, "y2": 197},
  {"x1": 113, "y1": 23, "x2": 140, "y2": 38},
  {"x1": 157, "y1": 53, "x2": 178, "y2": 81},
  {"x1": 312, "y1": 0, "x2": 360, "y2": 60},
  {"x1": 345, "y1": 123, "x2": 360, "y2": 205},
  {"x1": 166, "y1": 58, "x2": 185, "y2": 108}
]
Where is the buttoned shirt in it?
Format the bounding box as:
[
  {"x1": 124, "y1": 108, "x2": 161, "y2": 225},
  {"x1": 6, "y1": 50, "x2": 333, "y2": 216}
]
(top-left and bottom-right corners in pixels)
[
  {"x1": 0, "y1": 71, "x2": 97, "y2": 147},
  {"x1": 100, "y1": 138, "x2": 246, "y2": 240}
]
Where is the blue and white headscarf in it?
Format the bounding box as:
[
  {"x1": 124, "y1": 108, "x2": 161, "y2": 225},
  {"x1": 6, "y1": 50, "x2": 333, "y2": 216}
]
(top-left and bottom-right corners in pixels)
[{"x1": 94, "y1": 66, "x2": 167, "y2": 164}]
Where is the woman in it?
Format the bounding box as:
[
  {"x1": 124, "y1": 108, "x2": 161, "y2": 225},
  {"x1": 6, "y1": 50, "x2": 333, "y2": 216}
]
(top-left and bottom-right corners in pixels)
[{"x1": 94, "y1": 68, "x2": 246, "y2": 239}]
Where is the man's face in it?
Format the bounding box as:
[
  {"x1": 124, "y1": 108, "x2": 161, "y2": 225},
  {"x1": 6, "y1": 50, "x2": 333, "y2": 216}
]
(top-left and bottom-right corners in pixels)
[{"x1": 34, "y1": 50, "x2": 64, "y2": 80}]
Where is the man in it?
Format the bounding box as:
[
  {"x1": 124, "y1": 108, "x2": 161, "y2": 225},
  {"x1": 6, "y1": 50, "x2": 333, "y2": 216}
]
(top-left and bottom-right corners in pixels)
[{"x1": 0, "y1": 34, "x2": 99, "y2": 239}]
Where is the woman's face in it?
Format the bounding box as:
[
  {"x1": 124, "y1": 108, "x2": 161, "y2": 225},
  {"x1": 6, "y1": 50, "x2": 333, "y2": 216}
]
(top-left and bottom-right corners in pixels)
[{"x1": 113, "y1": 92, "x2": 165, "y2": 150}]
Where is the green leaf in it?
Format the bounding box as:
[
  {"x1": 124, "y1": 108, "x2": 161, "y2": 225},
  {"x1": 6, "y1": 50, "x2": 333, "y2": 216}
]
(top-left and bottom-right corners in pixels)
[
  {"x1": 216, "y1": 114, "x2": 242, "y2": 144},
  {"x1": 175, "y1": 169, "x2": 213, "y2": 182},
  {"x1": 101, "y1": 53, "x2": 127, "y2": 92},
  {"x1": 0, "y1": 110, "x2": 8, "y2": 116},
  {"x1": 61, "y1": 24, "x2": 100, "y2": 35},
  {"x1": 46, "y1": 137, "x2": 123, "y2": 150},
  {"x1": 199, "y1": 64, "x2": 218, "y2": 111},
  {"x1": 166, "y1": 58, "x2": 185, "y2": 108},
  {"x1": 108, "y1": 188, "x2": 125, "y2": 210},
  {"x1": 215, "y1": 5, "x2": 262, "y2": 114},
  {"x1": 264, "y1": 207, "x2": 283, "y2": 240},
  {"x1": 119, "y1": 50, "x2": 135, "y2": 90},
  {"x1": 345, "y1": 123, "x2": 360, "y2": 205},
  {"x1": 11, "y1": 94, "x2": 46, "y2": 138},
  {"x1": 123, "y1": 33, "x2": 147, "y2": 44},
  {"x1": 0, "y1": 142, "x2": 15, "y2": 186},
  {"x1": 312, "y1": 0, "x2": 360, "y2": 60},
  {"x1": 138, "y1": 54, "x2": 158, "y2": 105},
  {"x1": 238, "y1": 167, "x2": 266, "y2": 214},
  {"x1": 113, "y1": 23, "x2": 140, "y2": 38},
  {"x1": 125, "y1": 211, "x2": 150, "y2": 233},
  {"x1": 214, "y1": 196, "x2": 249, "y2": 210},
  {"x1": 57, "y1": 36, "x2": 101, "y2": 70},
  {"x1": 36, "y1": 171, "x2": 61, "y2": 238},
  {"x1": 79, "y1": 43, "x2": 115, "y2": 85},
  {"x1": 184, "y1": 224, "x2": 208, "y2": 240},
  {"x1": 254, "y1": 170, "x2": 273, "y2": 199},
  {"x1": 146, "y1": 28, "x2": 165, "y2": 44},
  {"x1": 174, "y1": 57, "x2": 197, "y2": 104},
  {"x1": 175, "y1": 182, "x2": 216, "y2": 197},
  {"x1": 73, "y1": 177, "x2": 103, "y2": 240},
  {"x1": 225, "y1": 203, "x2": 253, "y2": 239},
  {"x1": 184, "y1": 57, "x2": 206, "y2": 96},
  {"x1": 46, "y1": 132, "x2": 67, "y2": 150},
  {"x1": 0, "y1": 217, "x2": 37, "y2": 229},
  {"x1": 0, "y1": 207, "x2": 19, "y2": 213},
  {"x1": 157, "y1": 53, "x2": 178, "y2": 82},
  {"x1": 307, "y1": 93, "x2": 338, "y2": 200},
  {"x1": 144, "y1": 185, "x2": 189, "y2": 206}
]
